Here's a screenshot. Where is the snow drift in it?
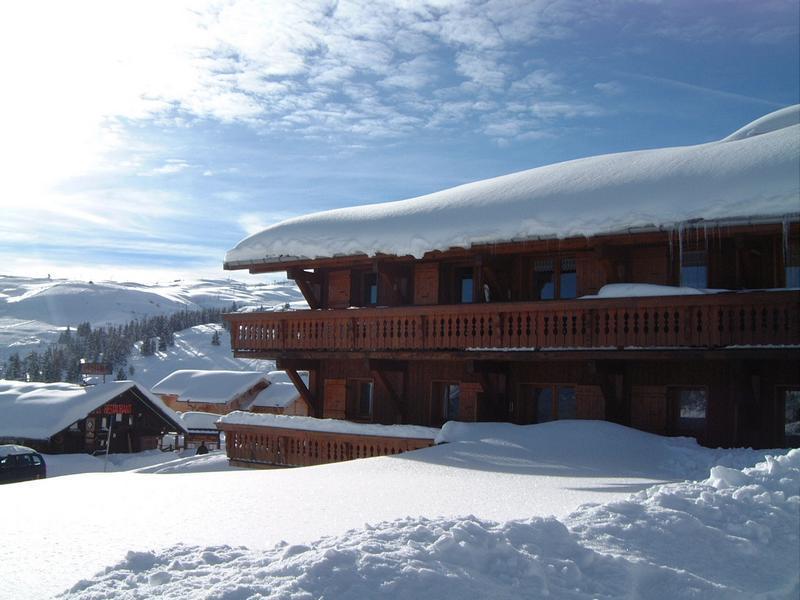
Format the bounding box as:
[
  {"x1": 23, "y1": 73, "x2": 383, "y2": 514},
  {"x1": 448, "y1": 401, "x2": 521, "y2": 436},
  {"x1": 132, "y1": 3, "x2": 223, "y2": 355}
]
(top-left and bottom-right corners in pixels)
[
  {"x1": 225, "y1": 105, "x2": 800, "y2": 267},
  {"x1": 65, "y1": 449, "x2": 799, "y2": 599}
]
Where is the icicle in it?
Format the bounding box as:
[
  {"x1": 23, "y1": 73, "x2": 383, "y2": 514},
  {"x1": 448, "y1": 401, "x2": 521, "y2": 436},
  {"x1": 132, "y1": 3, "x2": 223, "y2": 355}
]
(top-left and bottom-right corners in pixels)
[
  {"x1": 667, "y1": 225, "x2": 674, "y2": 265},
  {"x1": 782, "y1": 216, "x2": 790, "y2": 266}
]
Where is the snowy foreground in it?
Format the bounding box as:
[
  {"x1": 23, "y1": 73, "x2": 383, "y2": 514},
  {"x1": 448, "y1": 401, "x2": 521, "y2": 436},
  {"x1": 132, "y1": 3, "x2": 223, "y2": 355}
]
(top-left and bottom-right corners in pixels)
[{"x1": 0, "y1": 422, "x2": 797, "y2": 599}]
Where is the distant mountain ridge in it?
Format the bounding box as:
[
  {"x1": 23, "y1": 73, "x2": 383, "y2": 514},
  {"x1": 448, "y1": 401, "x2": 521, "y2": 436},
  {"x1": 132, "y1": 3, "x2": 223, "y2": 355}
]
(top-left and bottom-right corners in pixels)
[
  {"x1": 0, "y1": 275, "x2": 304, "y2": 327},
  {"x1": 0, "y1": 275, "x2": 303, "y2": 361}
]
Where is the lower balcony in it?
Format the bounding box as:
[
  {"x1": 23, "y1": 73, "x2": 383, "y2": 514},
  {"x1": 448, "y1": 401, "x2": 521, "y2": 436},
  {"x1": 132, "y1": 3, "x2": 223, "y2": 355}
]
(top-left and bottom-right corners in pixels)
[
  {"x1": 217, "y1": 413, "x2": 438, "y2": 468},
  {"x1": 226, "y1": 289, "x2": 800, "y2": 358}
]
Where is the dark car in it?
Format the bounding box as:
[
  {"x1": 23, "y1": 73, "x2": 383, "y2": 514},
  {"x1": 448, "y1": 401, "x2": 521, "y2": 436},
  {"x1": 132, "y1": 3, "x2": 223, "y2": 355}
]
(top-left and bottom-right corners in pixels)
[{"x1": 0, "y1": 445, "x2": 47, "y2": 484}]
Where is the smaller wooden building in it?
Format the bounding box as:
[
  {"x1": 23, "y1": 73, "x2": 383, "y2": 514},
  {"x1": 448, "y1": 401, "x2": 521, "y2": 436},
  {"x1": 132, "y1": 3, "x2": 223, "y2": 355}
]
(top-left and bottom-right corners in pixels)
[
  {"x1": 0, "y1": 380, "x2": 187, "y2": 454},
  {"x1": 151, "y1": 370, "x2": 269, "y2": 414},
  {"x1": 173, "y1": 412, "x2": 223, "y2": 451},
  {"x1": 239, "y1": 370, "x2": 311, "y2": 416}
]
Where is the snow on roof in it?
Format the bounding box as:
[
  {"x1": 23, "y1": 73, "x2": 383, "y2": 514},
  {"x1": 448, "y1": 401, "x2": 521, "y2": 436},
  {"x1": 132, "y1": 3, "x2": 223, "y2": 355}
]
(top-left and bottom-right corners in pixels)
[
  {"x1": 242, "y1": 371, "x2": 308, "y2": 409},
  {"x1": 151, "y1": 370, "x2": 268, "y2": 404},
  {"x1": 0, "y1": 380, "x2": 186, "y2": 440},
  {"x1": 176, "y1": 412, "x2": 221, "y2": 433},
  {"x1": 225, "y1": 106, "x2": 800, "y2": 268},
  {"x1": 218, "y1": 412, "x2": 440, "y2": 440},
  {"x1": 0, "y1": 444, "x2": 39, "y2": 458}
]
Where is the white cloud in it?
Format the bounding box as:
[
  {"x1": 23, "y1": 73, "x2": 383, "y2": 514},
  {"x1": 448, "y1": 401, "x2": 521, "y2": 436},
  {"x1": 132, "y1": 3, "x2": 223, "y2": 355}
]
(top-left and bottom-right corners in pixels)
[{"x1": 594, "y1": 81, "x2": 625, "y2": 96}]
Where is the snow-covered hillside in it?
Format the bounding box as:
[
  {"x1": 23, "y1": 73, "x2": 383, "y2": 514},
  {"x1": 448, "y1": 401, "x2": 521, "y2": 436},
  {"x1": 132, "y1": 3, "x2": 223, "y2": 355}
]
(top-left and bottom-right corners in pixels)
[
  {"x1": 128, "y1": 324, "x2": 272, "y2": 388},
  {"x1": 0, "y1": 275, "x2": 303, "y2": 362},
  {"x1": 0, "y1": 275, "x2": 303, "y2": 326},
  {"x1": 0, "y1": 421, "x2": 795, "y2": 599}
]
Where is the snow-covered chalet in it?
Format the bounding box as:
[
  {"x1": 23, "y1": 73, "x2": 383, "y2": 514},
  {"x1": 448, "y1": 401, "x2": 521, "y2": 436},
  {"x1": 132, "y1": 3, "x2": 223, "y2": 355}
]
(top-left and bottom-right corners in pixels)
[{"x1": 222, "y1": 106, "x2": 800, "y2": 460}]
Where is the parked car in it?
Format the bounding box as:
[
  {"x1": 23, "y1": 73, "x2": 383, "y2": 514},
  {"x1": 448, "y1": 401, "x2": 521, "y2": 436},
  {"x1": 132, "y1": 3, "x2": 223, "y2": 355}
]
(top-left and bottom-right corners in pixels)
[{"x1": 0, "y1": 445, "x2": 47, "y2": 484}]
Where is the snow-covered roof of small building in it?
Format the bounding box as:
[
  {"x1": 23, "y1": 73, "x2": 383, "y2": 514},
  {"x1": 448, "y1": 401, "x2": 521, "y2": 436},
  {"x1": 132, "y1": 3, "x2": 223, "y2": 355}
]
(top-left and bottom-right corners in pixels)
[
  {"x1": 151, "y1": 370, "x2": 268, "y2": 404},
  {"x1": 176, "y1": 412, "x2": 221, "y2": 433},
  {"x1": 225, "y1": 105, "x2": 800, "y2": 269},
  {"x1": 242, "y1": 371, "x2": 308, "y2": 409},
  {"x1": 0, "y1": 380, "x2": 186, "y2": 440}
]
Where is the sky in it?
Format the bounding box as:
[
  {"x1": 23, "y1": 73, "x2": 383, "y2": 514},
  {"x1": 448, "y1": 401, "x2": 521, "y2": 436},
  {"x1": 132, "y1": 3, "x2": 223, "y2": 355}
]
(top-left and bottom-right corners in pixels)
[{"x1": 0, "y1": 0, "x2": 797, "y2": 284}]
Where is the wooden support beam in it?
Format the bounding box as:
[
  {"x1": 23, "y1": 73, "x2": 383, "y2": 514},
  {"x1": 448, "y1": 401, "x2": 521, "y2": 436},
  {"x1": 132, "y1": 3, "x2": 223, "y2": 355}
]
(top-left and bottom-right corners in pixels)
[
  {"x1": 287, "y1": 269, "x2": 322, "y2": 309},
  {"x1": 287, "y1": 267, "x2": 322, "y2": 284},
  {"x1": 371, "y1": 369, "x2": 404, "y2": 422},
  {"x1": 285, "y1": 368, "x2": 320, "y2": 417}
]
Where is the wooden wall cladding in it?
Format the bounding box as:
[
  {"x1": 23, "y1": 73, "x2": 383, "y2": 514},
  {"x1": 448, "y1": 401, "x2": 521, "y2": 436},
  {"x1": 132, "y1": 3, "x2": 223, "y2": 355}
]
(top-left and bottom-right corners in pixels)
[
  {"x1": 630, "y1": 245, "x2": 670, "y2": 285},
  {"x1": 323, "y1": 378, "x2": 346, "y2": 419},
  {"x1": 575, "y1": 255, "x2": 605, "y2": 296},
  {"x1": 327, "y1": 270, "x2": 351, "y2": 308},
  {"x1": 631, "y1": 385, "x2": 667, "y2": 434},
  {"x1": 458, "y1": 382, "x2": 483, "y2": 421},
  {"x1": 576, "y1": 385, "x2": 605, "y2": 419},
  {"x1": 414, "y1": 263, "x2": 439, "y2": 305}
]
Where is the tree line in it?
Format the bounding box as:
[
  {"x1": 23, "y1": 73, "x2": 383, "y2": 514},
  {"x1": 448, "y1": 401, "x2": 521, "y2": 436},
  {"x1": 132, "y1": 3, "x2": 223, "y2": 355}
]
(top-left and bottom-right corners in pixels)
[{"x1": 1, "y1": 303, "x2": 236, "y2": 384}]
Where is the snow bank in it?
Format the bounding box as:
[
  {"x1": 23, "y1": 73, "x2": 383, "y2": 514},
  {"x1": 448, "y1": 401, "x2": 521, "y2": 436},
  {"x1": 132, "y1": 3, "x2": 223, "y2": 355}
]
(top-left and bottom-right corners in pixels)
[
  {"x1": 151, "y1": 370, "x2": 267, "y2": 404},
  {"x1": 580, "y1": 283, "x2": 726, "y2": 299},
  {"x1": 434, "y1": 420, "x2": 773, "y2": 480},
  {"x1": 218, "y1": 412, "x2": 440, "y2": 440},
  {"x1": 225, "y1": 106, "x2": 800, "y2": 267},
  {"x1": 65, "y1": 450, "x2": 799, "y2": 599}
]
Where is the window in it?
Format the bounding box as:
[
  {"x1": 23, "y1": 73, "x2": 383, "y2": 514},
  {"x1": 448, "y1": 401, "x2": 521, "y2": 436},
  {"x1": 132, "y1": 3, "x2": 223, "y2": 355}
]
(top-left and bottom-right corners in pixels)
[
  {"x1": 432, "y1": 381, "x2": 460, "y2": 424},
  {"x1": 455, "y1": 268, "x2": 474, "y2": 303},
  {"x1": 784, "y1": 389, "x2": 800, "y2": 447},
  {"x1": 533, "y1": 259, "x2": 555, "y2": 300},
  {"x1": 518, "y1": 384, "x2": 577, "y2": 424},
  {"x1": 680, "y1": 250, "x2": 708, "y2": 288},
  {"x1": 786, "y1": 240, "x2": 800, "y2": 288},
  {"x1": 363, "y1": 273, "x2": 378, "y2": 305},
  {"x1": 348, "y1": 379, "x2": 374, "y2": 420},
  {"x1": 532, "y1": 257, "x2": 576, "y2": 300},
  {"x1": 670, "y1": 388, "x2": 707, "y2": 438}
]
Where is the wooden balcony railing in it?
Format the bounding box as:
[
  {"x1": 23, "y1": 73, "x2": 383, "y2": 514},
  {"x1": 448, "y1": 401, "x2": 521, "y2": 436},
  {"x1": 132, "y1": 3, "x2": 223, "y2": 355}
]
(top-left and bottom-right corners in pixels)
[
  {"x1": 227, "y1": 290, "x2": 800, "y2": 355},
  {"x1": 218, "y1": 422, "x2": 436, "y2": 468}
]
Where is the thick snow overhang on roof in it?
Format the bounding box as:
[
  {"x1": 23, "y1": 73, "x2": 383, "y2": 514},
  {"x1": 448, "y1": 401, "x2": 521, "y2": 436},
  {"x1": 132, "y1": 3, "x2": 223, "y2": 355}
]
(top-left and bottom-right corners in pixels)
[
  {"x1": 0, "y1": 380, "x2": 187, "y2": 440},
  {"x1": 225, "y1": 106, "x2": 800, "y2": 270},
  {"x1": 151, "y1": 370, "x2": 268, "y2": 404}
]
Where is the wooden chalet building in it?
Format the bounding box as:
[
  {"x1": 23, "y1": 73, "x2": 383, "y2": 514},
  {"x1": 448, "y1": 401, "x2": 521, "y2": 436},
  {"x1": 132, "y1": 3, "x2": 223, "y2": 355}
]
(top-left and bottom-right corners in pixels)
[
  {"x1": 0, "y1": 380, "x2": 187, "y2": 454},
  {"x1": 222, "y1": 106, "x2": 800, "y2": 451}
]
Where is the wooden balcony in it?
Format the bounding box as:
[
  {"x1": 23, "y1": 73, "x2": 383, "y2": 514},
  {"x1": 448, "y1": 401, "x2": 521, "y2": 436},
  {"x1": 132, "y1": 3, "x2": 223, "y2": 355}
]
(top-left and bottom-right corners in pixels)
[
  {"x1": 218, "y1": 421, "x2": 437, "y2": 468},
  {"x1": 227, "y1": 290, "x2": 800, "y2": 358}
]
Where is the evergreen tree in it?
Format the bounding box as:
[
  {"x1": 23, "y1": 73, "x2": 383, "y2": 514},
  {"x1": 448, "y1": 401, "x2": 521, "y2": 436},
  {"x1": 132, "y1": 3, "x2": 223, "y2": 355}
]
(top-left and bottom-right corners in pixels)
[
  {"x1": 116, "y1": 367, "x2": 126, "y2": 381},
  {"x1": 128, "y1": 364, "x2": 136, "y2": 377},
  {"x1": 211, "y1": 330, "x2": 221, "y2": 346}
]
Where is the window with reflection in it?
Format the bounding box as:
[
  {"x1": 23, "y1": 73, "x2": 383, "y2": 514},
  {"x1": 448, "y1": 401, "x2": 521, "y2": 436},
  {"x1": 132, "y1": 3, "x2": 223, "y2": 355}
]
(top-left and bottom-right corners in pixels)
[
  {"x1": 432, "y1": 381, "x2": 461, "y2": 424},
  {"x1": 670, "y1": 388, "x2": 707, "y2": 439},
  {"x1": 532, "y1": 257, "x2": 576, "y2": 300},
  {"x1": 348, "y1": 379, "x2": 374, "y2": 420},
  {"x1": 680, "y1": 250, "x2": 708, "y2": 288},
  {"x1": 786, "y1": 240, "x2": 800, "y2": 288},
  {"x1": 518, "y1": 384, "x2": 577, "y2": 424},
  {"x1": 363, "y1": 273, "x2": 378, "y2": 305},
  {"x1": 455, "y1": 267, "x2": 474, "y2": 303}
]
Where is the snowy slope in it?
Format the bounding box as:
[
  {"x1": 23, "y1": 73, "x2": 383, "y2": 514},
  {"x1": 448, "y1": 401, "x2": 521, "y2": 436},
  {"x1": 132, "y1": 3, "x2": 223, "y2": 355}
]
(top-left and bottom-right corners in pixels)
[
  {"x1": 226, "y1": 105, "x2": 800, "y2": 266},
  {"x1": 0, "y1": 420, "x2": 792, "y2": 598},
  {"x1": 0, "y1": 275, "x2": 303, "y2": 362},
  {"x1": 0, "y1": 275, "x2": 303, "y2": 327},
  {"x1": 128, "y1": 324, "x2": 273, "y2": 389}
]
